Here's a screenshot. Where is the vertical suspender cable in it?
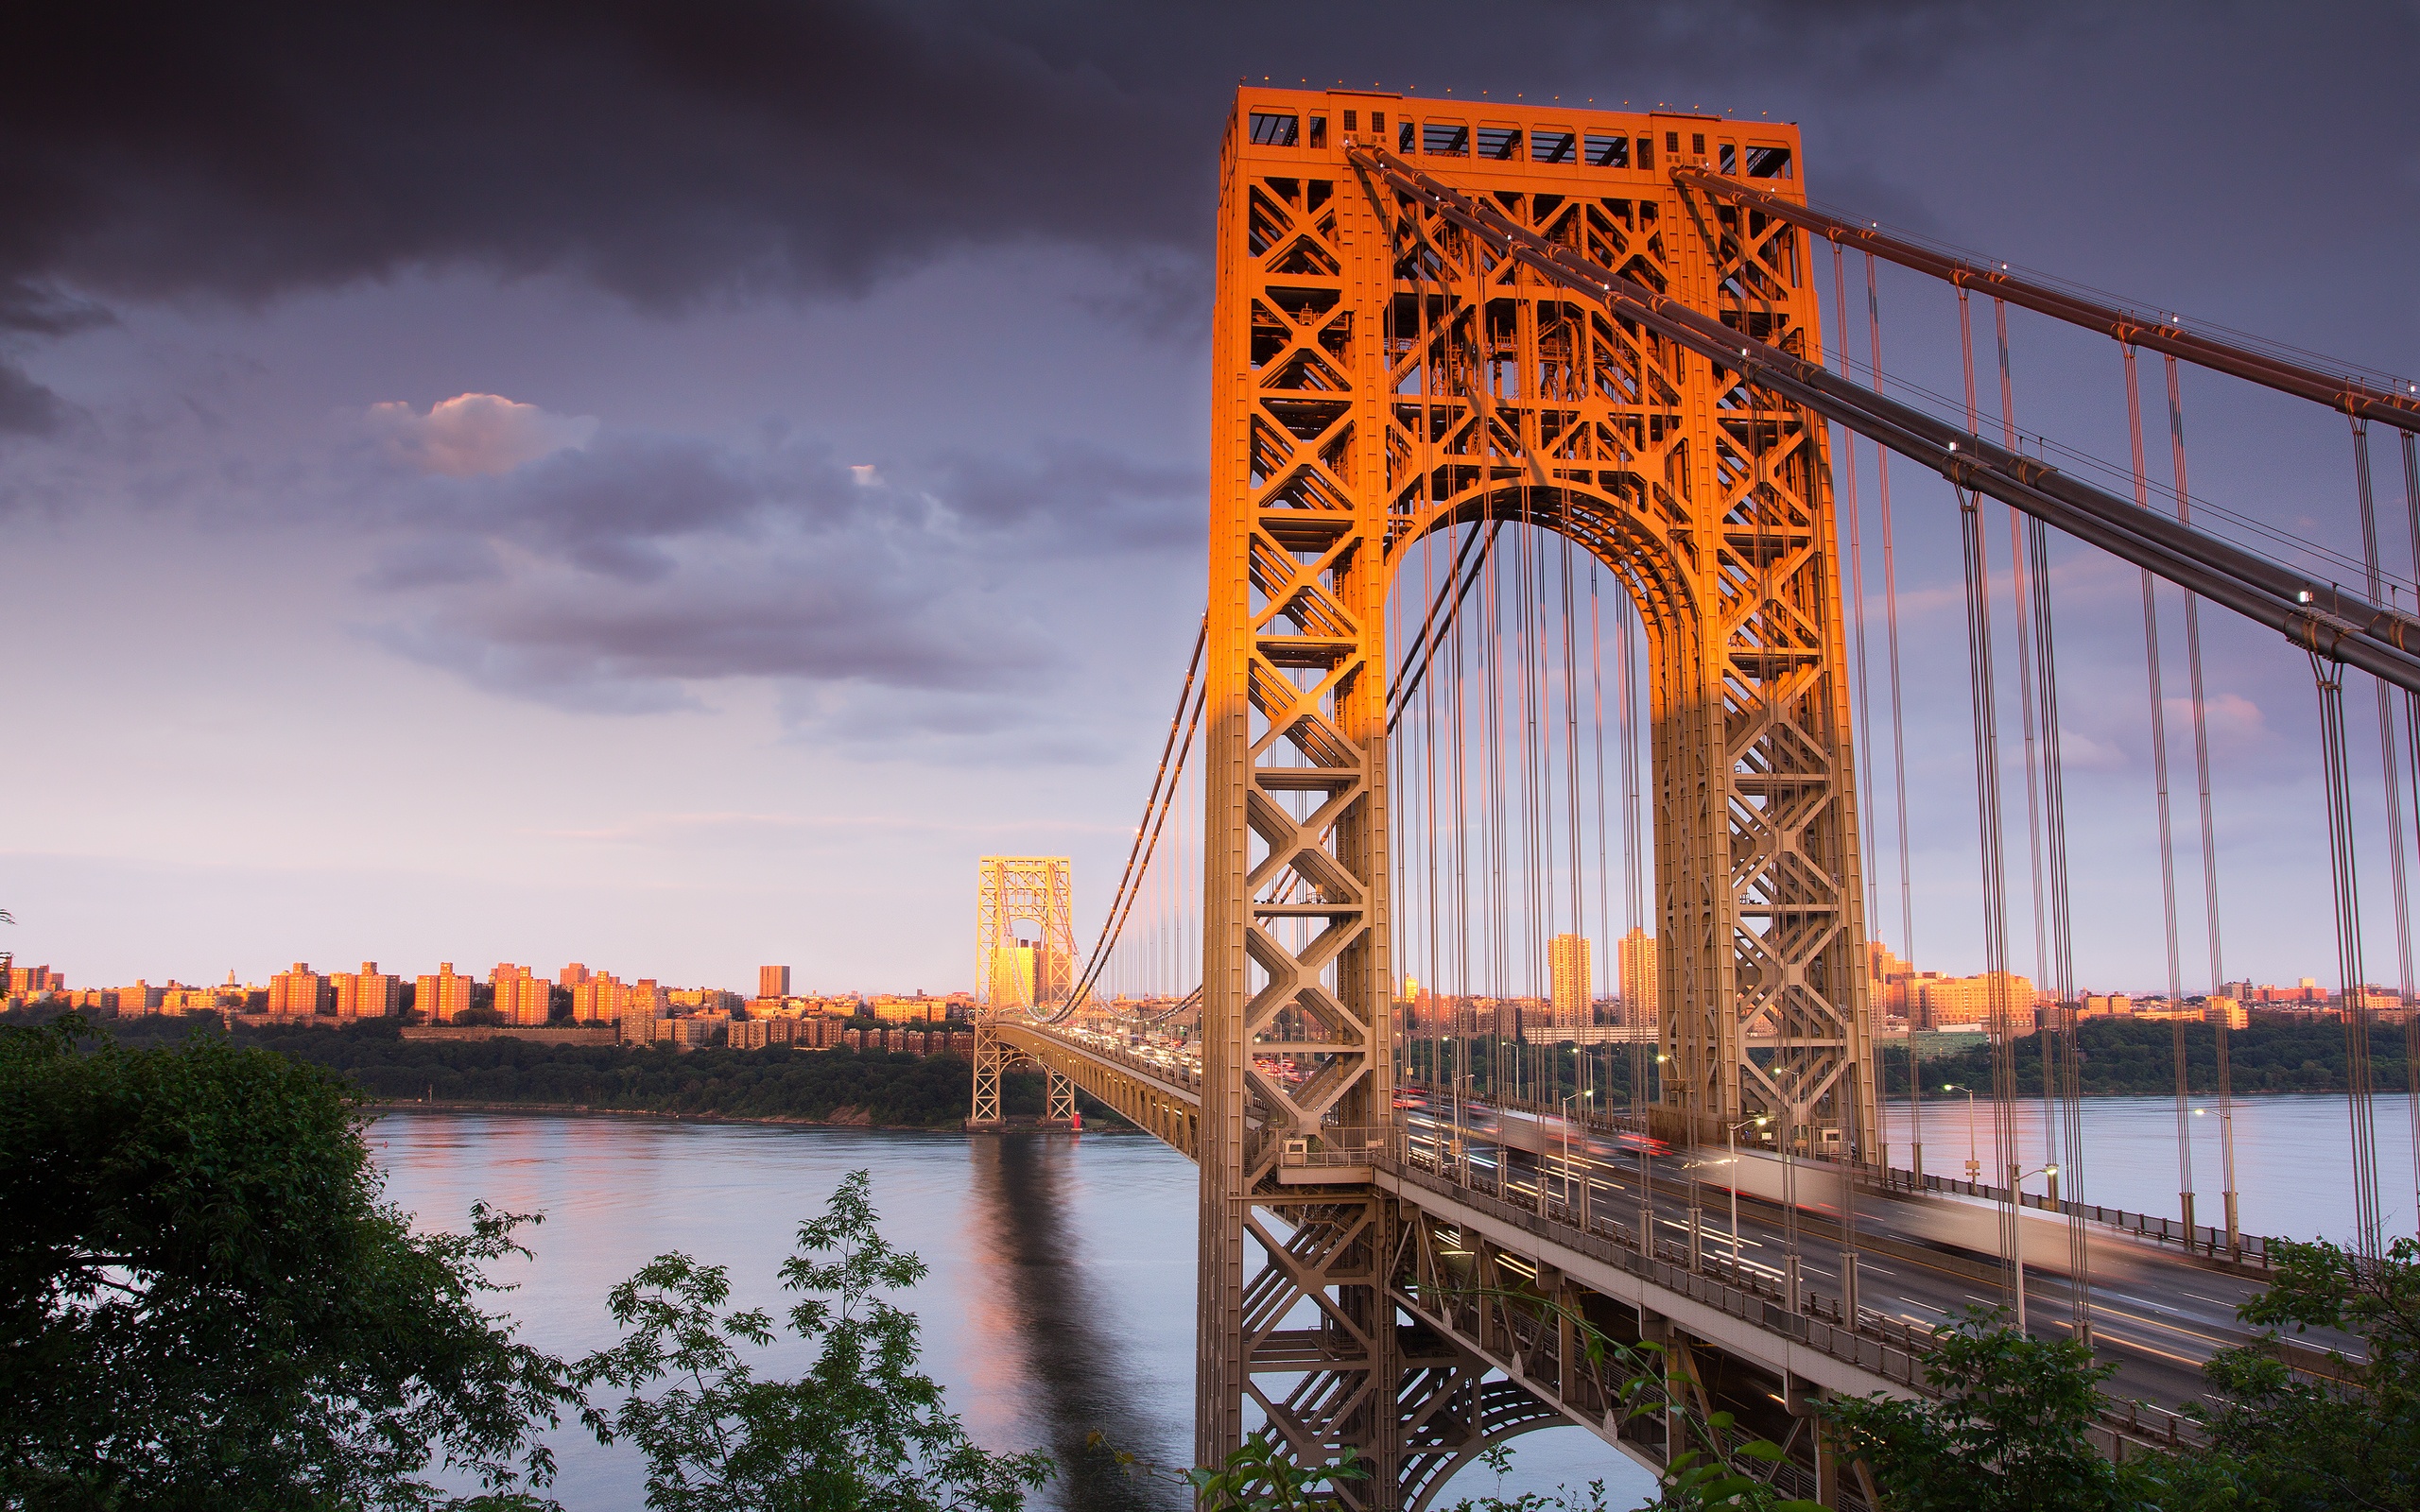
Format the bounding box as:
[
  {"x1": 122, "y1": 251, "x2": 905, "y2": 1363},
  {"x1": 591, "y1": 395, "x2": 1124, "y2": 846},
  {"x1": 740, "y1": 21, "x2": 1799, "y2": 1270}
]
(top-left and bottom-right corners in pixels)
[
  {"x1": 1995, "y1": 304, "x2": 2057, "y2": 1180},
  {"x1": 2313, "y1": 643, "x2": 2384, "y2": 1261},
  {"x1": 1832, "y1": 248, "x2": 1885, "y2": 954},
  {"x1": 2353, "y1": 420, "x2": 2404, "y2": 1254},
  {"x1": 1957, "y1": 470, "x2": 2026, "y2": 1323},
  {"x1": 2123, "y1": 344, "x2": 2197, "y2": 1233},
  {"x1": 1958, "y1": 291, "x2": 2026, "y2": 1323},
  {"x1": 1831, "y1": 246, "x2": 1887, "y2": 1212},
  {"x1": 2167, "y1": 355, "x2": 2240, "y2": 1252},
  {"x1": 1865, "y1": 252, "x2": 1923, "y2": 1176},
  {"x1": 2403, "y1": 428, "x2": 2420, "y2": 1228},
  {"x1": 2030, "y1": 490, "x2": 2093, "y2": 1342},
  {"x1": 1620, "y1": 574, "x2": 1651, "y2": 1240}
]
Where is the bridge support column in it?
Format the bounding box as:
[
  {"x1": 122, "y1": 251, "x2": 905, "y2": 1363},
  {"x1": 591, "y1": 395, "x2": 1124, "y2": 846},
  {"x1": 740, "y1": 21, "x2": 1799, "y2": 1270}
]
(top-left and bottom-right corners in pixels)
[
  {"x1": 968, "y1": 1018, "x2": 1004, "y2": 1127},
  {"x1": 1045, "y1": 1067, "x2": 1075, "y2": 1125}
]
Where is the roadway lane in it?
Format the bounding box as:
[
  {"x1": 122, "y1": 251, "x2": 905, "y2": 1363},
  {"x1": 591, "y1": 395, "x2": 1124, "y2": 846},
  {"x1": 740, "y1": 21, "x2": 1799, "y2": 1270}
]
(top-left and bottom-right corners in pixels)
[{"x1": 1400, "y1": 1102, "x2": 2328, "y2": 1415}]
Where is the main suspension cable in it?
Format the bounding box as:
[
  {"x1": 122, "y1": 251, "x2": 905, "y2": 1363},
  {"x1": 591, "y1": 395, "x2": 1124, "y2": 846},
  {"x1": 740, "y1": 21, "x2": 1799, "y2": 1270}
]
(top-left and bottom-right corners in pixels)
[{"x1": 1046, "y1": 620, "x2": 1207, "y2": 1022}]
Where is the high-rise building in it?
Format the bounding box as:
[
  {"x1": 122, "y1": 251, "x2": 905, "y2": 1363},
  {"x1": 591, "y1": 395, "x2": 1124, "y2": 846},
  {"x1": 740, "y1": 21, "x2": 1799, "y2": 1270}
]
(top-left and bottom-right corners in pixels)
[
  {"x1": 618, "y1": 978, "x2": 667, "y2": 1044},
  {"x1": 333, "y1": 962, "x2": 400, "y2": 1019},
  {"x1": 560, "y1": 962, "x2": 592, "y2": 987},
  {"x1": 571, "y1": 971, "x2": 621, "y2": 1022},
  {"x1": 1617, "y1": 928, "x2": 1659, "y2": 1027},
  {"x1": 491, "y1": 963, "x2": 552, "y2": 1025},
  {"x1": 1548, "y1": 934, "x2": 1592, "y2": 1027},
  {"x1": 759, "y1": 965, "x2": 791, "y2": 999},
  {"x1": 6, "y1": 963, "x2": 61, "y2": 995},
  {"x1": 268, "y1": 963, "x2": 327, "y2": 1016},
  {"x1": 1916, "y1": 971, "x2": 2036, "y2": 1028},
  {"x1": 115, "y1": 980, "x2": 163, "y2": 1016},
  {"x1": 415, "y1": 963, "x2": 475, "y2": 1023},
  {"x1": 976, "y1": 856, "x2": 1075, "y2": 1009}
]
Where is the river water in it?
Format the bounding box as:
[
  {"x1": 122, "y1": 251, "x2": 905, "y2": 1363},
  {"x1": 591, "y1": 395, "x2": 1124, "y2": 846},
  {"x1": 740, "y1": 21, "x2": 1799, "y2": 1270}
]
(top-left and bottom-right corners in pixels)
[{"x1": 371, "y1": 1092, "x2": 2417, "y2": 1511}]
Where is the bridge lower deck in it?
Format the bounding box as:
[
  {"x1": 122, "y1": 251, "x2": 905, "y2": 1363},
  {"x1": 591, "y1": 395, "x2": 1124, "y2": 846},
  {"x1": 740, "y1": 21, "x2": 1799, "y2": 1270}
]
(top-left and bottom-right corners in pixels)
[{"x1": 974, "y1": 1020, "x2": 2292, "y2": 1499}]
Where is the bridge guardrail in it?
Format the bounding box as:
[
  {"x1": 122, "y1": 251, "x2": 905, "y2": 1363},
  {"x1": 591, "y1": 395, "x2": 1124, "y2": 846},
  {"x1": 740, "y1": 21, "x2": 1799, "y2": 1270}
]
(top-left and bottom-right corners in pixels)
[
  {"x1": 1398, "y1": 1079, "x2": 2273, "y2": 1270},
  {"x1": 1384, "y1": 1141, "x2": 2207, "y2": 1451},
  {"x1": 1385, "y1": 1144, "x2": 1939, "y2": 1392},
  {"x1": 1872, "y1": 1164, "x2": 2273, "y2": 1268}
]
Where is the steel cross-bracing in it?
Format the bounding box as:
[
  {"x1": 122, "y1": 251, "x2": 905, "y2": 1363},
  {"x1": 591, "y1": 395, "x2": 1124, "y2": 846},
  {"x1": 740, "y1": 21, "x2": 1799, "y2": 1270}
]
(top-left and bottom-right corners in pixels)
[
  {"x1": 976, "y1": 855, "x2": 1077, "y2": 1011},
  {"x1": 1196, "y1": 87, "x2": 1878, "y2": 1503}
]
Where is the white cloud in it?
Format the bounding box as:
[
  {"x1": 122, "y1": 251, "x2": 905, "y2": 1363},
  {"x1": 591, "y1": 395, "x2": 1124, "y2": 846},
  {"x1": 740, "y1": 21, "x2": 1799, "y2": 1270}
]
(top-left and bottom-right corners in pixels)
[{"x1": 364, "y1": 392, "x2": 596, "y2": 477}]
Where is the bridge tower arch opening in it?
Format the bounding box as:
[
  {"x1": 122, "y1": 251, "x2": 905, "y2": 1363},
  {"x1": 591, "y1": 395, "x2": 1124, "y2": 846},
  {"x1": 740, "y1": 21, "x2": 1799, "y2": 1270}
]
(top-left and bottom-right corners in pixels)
[{"x1": 1201, "y1": 87, "x2": 1878, "y2": 1498}]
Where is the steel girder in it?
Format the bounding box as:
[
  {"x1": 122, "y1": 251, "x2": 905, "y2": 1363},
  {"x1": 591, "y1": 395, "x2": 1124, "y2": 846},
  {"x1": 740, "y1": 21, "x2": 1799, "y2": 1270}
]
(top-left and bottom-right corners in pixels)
[{"x1": 1202, "y1": 87, "x2": 1878, "y2": 1504}]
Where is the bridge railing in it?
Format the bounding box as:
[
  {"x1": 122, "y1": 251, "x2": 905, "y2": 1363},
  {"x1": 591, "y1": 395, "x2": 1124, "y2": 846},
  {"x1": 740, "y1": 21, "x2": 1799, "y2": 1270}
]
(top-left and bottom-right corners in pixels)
[
  {"x1": 1387, "y1": 1138, "x2": 1939, "y2": 1391},
  {"x1": 1872, "y1": 1164, "x2": 2273, "y2": 1269},
  {"x1": 1385, "y1": 1132, "x2": 2209, "y2": 1452},
  {"x1": 1401, "y1": 1081, "x2": 2275, "y2": 1270}
]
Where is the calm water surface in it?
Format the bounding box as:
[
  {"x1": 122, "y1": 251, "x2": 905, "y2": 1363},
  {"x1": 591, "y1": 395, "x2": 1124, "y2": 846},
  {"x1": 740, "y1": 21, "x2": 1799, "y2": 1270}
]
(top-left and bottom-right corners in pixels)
[{"x1": 371, "y1": 1093, "x2": 2419, "y2": 1510}]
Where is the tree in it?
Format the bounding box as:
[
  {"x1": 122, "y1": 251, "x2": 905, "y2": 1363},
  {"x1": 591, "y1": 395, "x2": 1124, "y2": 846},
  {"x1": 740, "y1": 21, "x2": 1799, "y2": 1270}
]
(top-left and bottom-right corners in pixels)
[
  {"x1": 2146, "y1": 1235, "x2": 2420, "y2": 1512},
  {"x1": 573, "y1": 1168, "x2": 1054, "y2": 1512},
  {"x1": 0, "y1": 1014, "x2": 579, "y2": 1509},
  {"x1": 1818, "y1": 1309, "x2": 2138, "y2": 1512}
]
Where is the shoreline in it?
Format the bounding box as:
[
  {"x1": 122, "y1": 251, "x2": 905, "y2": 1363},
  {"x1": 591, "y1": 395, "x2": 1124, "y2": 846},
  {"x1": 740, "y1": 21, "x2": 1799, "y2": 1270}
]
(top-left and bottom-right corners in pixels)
[{"x1": 366, "y1": 1098, "x2": 1120, "y2": 1134}]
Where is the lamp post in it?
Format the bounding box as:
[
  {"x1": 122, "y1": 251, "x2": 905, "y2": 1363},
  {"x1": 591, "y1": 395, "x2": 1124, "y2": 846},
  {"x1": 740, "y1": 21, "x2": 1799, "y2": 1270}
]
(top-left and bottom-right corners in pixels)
[
  {"x1": 1723, "y1": 1115, "x2": 1772, "y2": 1273},
  {"x1": 1945, "y1": 1082, "x2": 1979, "y2": 1183},
  {"x1": 1562, "y1": 1090, "x2": 1594, "y2": 1228},
  {"x1": 1646, "y1": 1054, "x2": 1668, "y2": 1257},
  {"x1": 2009, "y1": 1161, "x2": 2060, "y2": 1330}
]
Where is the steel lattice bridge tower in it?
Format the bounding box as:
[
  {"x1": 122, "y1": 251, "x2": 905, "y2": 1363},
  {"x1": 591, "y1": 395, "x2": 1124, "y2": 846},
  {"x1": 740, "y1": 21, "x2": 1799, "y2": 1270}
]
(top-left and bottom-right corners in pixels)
[
  {"x1": 1200, "y1": 88, "x2": 1869, "y2": 1488},
  {"x1": 975, "y1": 84, "x2": 2420, "y2": 1511}
]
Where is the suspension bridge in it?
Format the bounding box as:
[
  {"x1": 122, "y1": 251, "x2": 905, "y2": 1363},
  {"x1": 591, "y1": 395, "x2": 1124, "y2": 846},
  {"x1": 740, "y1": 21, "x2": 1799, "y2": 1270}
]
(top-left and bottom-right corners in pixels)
[{"x1": 968, "y1": 86, "x2": 2420, "y2": 1509}]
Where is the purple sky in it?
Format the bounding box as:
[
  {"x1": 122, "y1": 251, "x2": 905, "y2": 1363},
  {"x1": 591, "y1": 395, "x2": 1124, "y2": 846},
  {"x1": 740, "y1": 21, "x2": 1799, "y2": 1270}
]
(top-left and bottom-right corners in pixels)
[{"x1": 2, "y1": 2, "x2": 2415, "y2": 996}]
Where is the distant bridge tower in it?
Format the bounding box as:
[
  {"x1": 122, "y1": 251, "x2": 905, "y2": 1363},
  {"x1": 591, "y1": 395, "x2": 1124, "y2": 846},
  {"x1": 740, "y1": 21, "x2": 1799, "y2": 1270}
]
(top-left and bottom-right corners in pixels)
[
  {"x1": 975, "y1": 856, "x2": 1076, "y2": 1010},
  {"x1": 1199, "y1": 87, "x2": 1876, "y2": 1498},
  {"x1": 970, "y1": 855, "x2": 1078, "y2": 1129}
]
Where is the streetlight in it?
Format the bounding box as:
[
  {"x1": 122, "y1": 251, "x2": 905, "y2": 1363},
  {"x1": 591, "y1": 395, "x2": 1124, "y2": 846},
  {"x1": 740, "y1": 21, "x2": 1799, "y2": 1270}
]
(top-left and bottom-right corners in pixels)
[
  {"x1": 1722, "y1": 1115, "x2": 1771, "y2": 1273},
  {"x1": 1642, "y1": 1055, "x2": 1670, "y2": 1253},
  {"x1": 1945, "y1": 1082, "x2": 1979, "y2": 1184},
  {"x1": 1562, "y1": 1090, "x2": 1594, "y2": 1228},
  {"x1": 2008, "y1": 1161, "x2": 2061, "y2": 1331}
]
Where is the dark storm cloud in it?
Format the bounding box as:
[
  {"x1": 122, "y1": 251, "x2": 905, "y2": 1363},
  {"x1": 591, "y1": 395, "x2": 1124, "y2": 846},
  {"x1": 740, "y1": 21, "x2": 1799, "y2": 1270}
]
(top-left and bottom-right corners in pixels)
[
  {"x1": 0, "y1": 0, "x2": 2033, "y2": 321},
  {"x1": 355, "y1": 421, "x2": 1199, "y2": 716}
]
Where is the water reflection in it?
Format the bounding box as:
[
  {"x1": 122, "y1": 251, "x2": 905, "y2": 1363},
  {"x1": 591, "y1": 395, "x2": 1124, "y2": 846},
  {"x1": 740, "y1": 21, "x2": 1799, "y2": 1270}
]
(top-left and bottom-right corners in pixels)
[{"x1": 969, "y1": 1135, "x2": 1181, "y2": 1511}]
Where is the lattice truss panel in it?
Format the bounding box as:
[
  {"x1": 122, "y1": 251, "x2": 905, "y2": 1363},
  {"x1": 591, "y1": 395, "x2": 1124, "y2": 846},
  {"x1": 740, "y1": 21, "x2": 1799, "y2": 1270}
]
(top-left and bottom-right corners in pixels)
[
  {"x1": 1234, "y1": 170, "x2": 1387, "y2": 1150},
  {"x1": 1357, "y1": 146, "x2": 1876, "y2": 1150},
  {"x1": 1241, "y1": 1198, "x2": 1562, "y2": 1512},
  {"x1": 1203, "y1": 125, "x2": 1404, "y2": 1488},
  {"x1": 976, "y1": 855, "x2": 1075, "y2": 1010},
  {"x1": 1392, "y1": 1203, "x2": 1832, "y2": 1505}
]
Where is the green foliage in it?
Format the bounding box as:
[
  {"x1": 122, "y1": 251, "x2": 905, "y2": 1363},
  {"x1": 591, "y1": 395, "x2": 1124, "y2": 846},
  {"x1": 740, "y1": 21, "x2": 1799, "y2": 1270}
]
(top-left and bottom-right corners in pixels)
[
  {"x1": 572, "y1": 1169, "x2": 1053, "y2": 1512},
  {"x1": 0, "y1": 1014, "x2": 579, "y2": 1510},
  {"x1": 1183, "y1": 1432, "x2": 1367, "y2": 1510},
  {"x1": 84, "y1": 1013, "x2": 1060, "y2": 1129},
  {"x1": 2143, "y1": 1235, "x2": 2420, "y2": 1512},
  {"x1": 1894, "y1": 1018, "x2": 2411, "y2": 1097},
  {"x1": 1818, "y1": 1309, "x2": 2137, "y2": 1512}
]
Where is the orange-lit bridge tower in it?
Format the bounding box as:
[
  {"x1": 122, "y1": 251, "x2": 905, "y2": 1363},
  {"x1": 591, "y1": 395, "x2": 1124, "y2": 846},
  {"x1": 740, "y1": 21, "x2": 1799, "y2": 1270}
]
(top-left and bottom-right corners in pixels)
[{"x1": 1198, "y1": 87, "x2": 1876, "y2": 1496}]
